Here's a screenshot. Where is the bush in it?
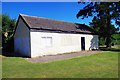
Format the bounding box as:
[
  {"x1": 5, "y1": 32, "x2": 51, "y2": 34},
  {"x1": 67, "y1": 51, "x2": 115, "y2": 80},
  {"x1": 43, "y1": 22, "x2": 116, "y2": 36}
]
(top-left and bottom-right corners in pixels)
[
  {"x1": 99, "y1": 38, "x2": 106, "y2": 46},
  {"x1": 2, "y1": 14, "x2": 16, "y2": 53}
]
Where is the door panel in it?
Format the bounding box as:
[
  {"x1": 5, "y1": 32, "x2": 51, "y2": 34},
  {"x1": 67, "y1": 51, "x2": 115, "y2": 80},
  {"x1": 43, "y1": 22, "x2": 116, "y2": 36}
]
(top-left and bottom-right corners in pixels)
[{"x1": 81, "y1": 37, "x2": 85, "y2": 50}]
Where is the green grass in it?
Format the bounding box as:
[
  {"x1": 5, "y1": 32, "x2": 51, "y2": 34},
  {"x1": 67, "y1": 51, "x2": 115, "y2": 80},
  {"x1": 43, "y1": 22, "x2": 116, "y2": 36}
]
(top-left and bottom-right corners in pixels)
[
  {"x1": 0, "y1": 55, "x2": 2, "y2": 79},
  {"x1": 2, "y1": 51, "x2": 118, "y2": 78},
  {"x1": 99, "y1": 45, "x2": 120, "y2": 52},
  {"x1": 112, "y1": 45, "x2": 120, "y2": 49}
]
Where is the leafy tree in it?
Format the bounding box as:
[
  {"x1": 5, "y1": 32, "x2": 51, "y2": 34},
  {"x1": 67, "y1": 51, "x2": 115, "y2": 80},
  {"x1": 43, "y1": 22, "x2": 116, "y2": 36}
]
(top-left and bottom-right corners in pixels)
[
  {"x1": 77, "y1": 2, "x2": 120, "y2": 48},
  {"x1": 0, "y1": 15, "x2": 2, "y2": 49},
  {"x1": 111, "y1": 33, "x2": 120, "y2": 45},
  {"x1": 2, "y1": 14, "x2": 16, "y2": 52},
  {"x1": 90, "y1": 17, "x2": 119, "y2": 46}
]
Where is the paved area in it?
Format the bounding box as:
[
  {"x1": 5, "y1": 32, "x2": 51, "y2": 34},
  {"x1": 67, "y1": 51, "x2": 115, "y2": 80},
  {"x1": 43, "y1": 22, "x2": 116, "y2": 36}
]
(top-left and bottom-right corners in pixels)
[{"x1": 27, "y1": 51, "x2": 103, "y2": 63}]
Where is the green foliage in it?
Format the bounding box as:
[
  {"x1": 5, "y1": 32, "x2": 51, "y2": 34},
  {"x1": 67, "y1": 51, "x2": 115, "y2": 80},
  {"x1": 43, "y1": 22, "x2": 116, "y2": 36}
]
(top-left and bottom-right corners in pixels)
[
  {"x1": 90, "y1": 18, "x2": 119, "y2": 46},
  {"x1": 2, "y1": 14, "x2": 16, "y2": 52},
  {"x1": 77, "y1": 2, "x2": 120, "y2": 48},
  {"x1": 99, "y1": 37, "x2": 106, "y2": 46},
  {"x1": 98, "y1": 33, "x2": 120, "y2": 46},
  {"x1": 90, "y1": 18, "x2": 119, "y2": 37},
  {"x1": 111, "y1": 34, "x2": 120, "y2": 44},
  {"x1": 112, "y1": 34, "x2": 120, "y2": 40},
  {"x1": 0, "y1": 14, "x2": 2, "y2": 48},
  {"x1": 0, "y1": 14, "x2": 2, "y2": 30},
  {"x1": 2, "y1": 51, "x2": 118, "y2": 78}
]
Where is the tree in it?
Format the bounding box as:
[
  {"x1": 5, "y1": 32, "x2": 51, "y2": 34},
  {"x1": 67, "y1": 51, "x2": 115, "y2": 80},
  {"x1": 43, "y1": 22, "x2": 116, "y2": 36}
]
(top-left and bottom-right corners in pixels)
[
  {"x1": 77, "y1": 2, "x2": 120, "y2": 48},
  {"x1": 2, "y1": 14, "x2": 16, "y2": 52},
  {"x1": 90, "y1": 17, "x2": 119, "y2": 46},
  {"x1": 0, "y1": 15, "x2": 2, "y2": 49},
  {"x1": 111, "y1": 33, "x2": 120, "y2": 45}
]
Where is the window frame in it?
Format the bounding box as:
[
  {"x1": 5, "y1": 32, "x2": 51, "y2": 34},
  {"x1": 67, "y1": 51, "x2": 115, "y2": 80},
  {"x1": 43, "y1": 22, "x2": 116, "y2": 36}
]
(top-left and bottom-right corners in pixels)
[{"x1": 41, "y1": 37, "x2": 52, "y2": 47}]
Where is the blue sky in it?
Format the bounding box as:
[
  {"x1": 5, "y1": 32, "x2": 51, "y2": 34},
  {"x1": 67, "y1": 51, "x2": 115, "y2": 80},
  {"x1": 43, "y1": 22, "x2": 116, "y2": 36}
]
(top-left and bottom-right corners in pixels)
[{"x1": 2, "y1": 2, "x2": 93, "y2": 26}]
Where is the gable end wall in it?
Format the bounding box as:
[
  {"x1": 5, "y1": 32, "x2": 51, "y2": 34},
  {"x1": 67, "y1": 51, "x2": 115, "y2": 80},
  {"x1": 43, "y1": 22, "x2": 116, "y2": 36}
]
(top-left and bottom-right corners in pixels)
[{"x1": 14, "y1": 17, "x2": 31, "y2": 57}]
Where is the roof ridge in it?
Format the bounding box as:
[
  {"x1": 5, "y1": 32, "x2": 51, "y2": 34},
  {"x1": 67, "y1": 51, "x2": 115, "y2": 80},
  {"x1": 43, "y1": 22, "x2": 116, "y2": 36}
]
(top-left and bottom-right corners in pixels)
[
  {"x1": 20, "y1": 14, "x2": 77, "y2": 24},
  {"x1": 20, "y1": 14, "x2": 33, "y2": 28}
]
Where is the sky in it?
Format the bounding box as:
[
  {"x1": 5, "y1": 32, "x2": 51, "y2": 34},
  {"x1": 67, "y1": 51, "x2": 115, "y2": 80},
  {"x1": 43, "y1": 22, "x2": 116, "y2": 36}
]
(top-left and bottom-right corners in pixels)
[{"x1": 2, "y1": 2, "x2": 94, "y2": 26}]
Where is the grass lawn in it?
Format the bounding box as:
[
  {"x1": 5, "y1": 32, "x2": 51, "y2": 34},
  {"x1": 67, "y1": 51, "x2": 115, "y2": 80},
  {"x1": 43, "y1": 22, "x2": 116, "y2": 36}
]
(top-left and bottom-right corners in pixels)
[{"x1": 2, "y1": 50, "x2": 119, "y2": 78}]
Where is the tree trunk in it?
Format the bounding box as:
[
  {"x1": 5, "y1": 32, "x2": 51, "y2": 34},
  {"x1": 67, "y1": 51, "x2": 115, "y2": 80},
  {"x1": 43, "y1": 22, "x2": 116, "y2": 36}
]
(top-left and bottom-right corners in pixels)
[{"x1": 106, "y1": 11, "x2": 111, "y2": 48}]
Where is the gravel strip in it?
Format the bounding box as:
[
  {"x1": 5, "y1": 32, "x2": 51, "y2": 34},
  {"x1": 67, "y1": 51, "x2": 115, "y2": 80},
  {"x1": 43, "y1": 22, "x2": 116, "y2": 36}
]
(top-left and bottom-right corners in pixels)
[{"x1": 27, "y1": 51, "x2": 103, "y2": 63}]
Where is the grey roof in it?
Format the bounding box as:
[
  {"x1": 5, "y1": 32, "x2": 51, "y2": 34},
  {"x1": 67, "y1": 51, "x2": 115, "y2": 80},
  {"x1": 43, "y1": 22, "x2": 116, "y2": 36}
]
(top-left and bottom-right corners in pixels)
[{"x1": 19, "y1": 14, "x2": 95, "y2": 34}]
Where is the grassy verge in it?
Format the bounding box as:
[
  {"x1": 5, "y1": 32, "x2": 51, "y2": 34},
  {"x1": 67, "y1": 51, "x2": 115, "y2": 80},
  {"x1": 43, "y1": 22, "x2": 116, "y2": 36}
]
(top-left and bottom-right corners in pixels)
[
  {"x1": 99, "y1": 45, "x2": 120, "y2": 51},
  {"x1": 2, "y1": 51, "x2": 118, "y2": 78}
]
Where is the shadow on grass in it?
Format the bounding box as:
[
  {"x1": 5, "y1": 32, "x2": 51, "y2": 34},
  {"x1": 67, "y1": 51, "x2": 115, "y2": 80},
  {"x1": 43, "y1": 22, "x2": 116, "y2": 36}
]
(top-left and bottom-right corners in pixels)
[
  {"x1": 1, "y1": 50, "x2": 28, "y2": 58},
  {"x1": 99, "y1": 47, "x2": 120, "y2": 52},
  {"x1": 2, "y1": 52, "x2": 28, "y2": 58}
]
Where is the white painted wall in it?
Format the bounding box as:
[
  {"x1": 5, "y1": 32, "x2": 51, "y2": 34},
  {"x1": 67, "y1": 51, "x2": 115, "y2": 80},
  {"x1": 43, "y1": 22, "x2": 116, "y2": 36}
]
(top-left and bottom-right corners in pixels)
[
  {"x1": 30, "y1": 31, "x2": 98, "y2": 57},
  {"x1": 14, "y1": 18, "x2": 31, "y2": 57},
  {"x1": 14, "y1": 17, "x2": 98, "y2": 58}
]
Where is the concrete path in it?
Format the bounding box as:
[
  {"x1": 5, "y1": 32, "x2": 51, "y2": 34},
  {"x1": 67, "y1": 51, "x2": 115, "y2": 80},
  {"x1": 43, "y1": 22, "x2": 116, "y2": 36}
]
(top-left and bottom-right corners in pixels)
[{"x1": 27, "y1": 51, "x2": 102, "y2": 63}]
